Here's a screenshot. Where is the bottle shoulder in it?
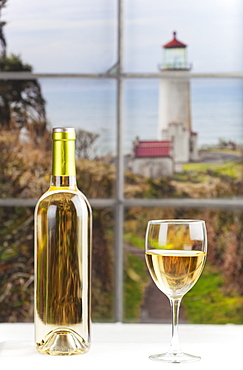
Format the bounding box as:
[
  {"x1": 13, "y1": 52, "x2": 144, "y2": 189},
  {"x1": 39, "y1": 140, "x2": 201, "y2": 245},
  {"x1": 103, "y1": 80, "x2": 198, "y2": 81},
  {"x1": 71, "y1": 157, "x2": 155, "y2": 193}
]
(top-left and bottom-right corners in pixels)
[{"x1": 35, "y1": 187, "x2": 91, "y2": 212}]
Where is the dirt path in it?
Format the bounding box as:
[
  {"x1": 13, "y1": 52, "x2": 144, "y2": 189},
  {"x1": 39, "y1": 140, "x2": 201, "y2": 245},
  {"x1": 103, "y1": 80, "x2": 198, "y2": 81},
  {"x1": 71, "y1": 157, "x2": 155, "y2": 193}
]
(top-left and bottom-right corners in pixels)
[
  {"x1": 126, "y1": 244, "x2": 188, "y2": 323},
  {"x1": 140, "y1": 279, "x2": 188, "y2": 323},
  {"x1": 199, "y1": 150, "x2": 242, "y2": 163}
]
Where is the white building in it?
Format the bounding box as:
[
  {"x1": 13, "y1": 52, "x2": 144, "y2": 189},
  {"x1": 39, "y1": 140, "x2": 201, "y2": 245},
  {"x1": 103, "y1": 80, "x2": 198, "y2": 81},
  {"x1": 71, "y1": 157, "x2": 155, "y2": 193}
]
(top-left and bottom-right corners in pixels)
[{"x1": 130, "y1": 139, "x2": 173, "y2": 177}]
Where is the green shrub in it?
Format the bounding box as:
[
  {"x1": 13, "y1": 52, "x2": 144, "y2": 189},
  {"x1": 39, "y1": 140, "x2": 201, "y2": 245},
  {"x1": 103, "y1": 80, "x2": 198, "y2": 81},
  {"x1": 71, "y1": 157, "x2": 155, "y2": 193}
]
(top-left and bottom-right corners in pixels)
[{"x1": 183, "y1": 265, "x2": 243, "y2": 324}]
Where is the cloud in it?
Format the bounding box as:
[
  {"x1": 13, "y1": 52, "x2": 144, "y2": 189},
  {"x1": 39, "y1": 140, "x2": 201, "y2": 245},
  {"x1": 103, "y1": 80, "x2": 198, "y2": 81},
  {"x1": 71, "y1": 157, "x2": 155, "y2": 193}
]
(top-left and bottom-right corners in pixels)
[{"x1": 3, "y1": 0, "x2": 243, "y2": 73}]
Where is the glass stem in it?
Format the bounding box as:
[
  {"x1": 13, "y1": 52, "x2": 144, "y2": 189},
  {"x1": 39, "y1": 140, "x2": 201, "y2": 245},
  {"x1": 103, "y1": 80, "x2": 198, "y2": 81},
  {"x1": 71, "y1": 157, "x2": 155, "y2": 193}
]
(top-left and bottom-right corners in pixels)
[{"x1": 168, "y1": 298, "x2": 182, "y2": 355}]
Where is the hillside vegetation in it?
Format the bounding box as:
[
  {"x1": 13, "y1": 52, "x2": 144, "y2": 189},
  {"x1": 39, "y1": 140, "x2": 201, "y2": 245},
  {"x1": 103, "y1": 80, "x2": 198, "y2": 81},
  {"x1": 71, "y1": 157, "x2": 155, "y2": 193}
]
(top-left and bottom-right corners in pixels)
[{"x1": 0, "y1": 130, "x2": 242, "y2": 323}]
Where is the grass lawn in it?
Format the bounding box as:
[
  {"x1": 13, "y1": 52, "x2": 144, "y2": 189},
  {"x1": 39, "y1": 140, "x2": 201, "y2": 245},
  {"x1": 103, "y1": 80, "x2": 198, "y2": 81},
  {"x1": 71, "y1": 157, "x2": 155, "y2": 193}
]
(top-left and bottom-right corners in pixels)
[
  {"x1": 183, "y1": 263, "x2": 243, "y2": 324},
  {"x1": 183, "y1": 161, "x2": 242, "y2": 180}
]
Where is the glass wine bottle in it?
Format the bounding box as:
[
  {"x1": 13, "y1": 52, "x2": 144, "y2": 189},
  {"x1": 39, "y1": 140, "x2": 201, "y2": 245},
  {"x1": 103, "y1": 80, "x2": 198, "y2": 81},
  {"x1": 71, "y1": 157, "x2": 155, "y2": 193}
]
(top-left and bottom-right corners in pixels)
[{"x1": 34, "y1": 127, "x2": 92, "y2": 355}]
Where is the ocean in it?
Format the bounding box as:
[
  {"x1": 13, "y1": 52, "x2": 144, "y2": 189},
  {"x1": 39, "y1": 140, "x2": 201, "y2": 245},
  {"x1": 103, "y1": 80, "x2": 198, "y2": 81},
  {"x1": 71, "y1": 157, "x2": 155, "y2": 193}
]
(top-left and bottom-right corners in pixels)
[{"x1": 40, "y1": 78, "x2": 243, "y2": 156}]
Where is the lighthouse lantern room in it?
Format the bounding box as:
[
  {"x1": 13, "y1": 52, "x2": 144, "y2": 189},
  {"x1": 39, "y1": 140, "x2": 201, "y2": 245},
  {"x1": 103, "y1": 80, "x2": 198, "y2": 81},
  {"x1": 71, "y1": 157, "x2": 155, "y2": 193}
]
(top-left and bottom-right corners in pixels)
[{"x1": 162, "y1": 31, "x2": 190, "y2": 70}]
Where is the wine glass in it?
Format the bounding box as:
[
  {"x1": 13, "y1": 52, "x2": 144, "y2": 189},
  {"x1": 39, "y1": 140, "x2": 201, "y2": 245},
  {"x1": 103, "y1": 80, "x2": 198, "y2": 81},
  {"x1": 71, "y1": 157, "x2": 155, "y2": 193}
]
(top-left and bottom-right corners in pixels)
[{"x1": 145, "y1": 219, "x2": 207, "y2": 363}]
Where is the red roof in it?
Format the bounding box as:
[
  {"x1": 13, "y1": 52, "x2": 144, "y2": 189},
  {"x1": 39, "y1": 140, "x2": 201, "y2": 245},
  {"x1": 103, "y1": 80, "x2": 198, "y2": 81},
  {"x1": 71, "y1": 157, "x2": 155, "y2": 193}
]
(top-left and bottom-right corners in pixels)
[
  {"x1": 163, "y1": 31, "x2": 187, "y2": 49},
  {"x1": 135, "y1": 141, "x2": 171, "y2": 158}
]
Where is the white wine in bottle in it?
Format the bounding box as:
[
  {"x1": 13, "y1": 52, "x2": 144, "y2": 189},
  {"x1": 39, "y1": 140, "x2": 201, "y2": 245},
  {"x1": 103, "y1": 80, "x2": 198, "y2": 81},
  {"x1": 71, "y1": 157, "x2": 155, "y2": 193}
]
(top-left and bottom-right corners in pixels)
[{"x1": 34, "y1": 127, "x2": 92, "y2": 355}]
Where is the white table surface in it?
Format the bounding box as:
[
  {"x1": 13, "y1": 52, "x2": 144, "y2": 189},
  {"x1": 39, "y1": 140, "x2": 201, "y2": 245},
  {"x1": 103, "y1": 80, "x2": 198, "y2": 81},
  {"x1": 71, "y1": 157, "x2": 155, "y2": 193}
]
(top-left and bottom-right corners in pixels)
[{"x1": 0, "y1": 323, "x2": 241, "y2": 369}]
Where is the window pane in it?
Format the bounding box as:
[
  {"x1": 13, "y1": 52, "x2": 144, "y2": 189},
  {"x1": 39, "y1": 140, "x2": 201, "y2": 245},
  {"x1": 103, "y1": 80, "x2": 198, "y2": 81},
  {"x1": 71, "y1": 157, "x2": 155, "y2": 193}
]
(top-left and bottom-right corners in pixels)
[
  {"x1": 0, "y1": 78, "x2": 116, "y2": 199},
  {"x1": 124, "y1": 0, "x2": 243, "y2": 73},
  {"x1": 124, "y1": 78, "x2": 243, "y2": 199},
  {"x1": 0, "y1": 207, "x2": 34, "y2": 322},
  {"x1": 124, "y1": 207, "x2": 243, "y2": 324},
  {"x1": 0, "y1": 207, "x2": 115, "y2": 322},
  {"x1": 5, "y1": 0, "x2": 117, "y2": 73}
]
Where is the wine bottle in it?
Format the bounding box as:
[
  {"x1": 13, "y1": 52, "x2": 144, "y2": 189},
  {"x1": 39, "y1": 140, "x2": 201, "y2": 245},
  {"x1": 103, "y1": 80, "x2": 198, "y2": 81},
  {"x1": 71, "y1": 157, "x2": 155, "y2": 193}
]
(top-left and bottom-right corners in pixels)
[{"x1": 34, "y1": 127, "x2": 92, "y2": 355}]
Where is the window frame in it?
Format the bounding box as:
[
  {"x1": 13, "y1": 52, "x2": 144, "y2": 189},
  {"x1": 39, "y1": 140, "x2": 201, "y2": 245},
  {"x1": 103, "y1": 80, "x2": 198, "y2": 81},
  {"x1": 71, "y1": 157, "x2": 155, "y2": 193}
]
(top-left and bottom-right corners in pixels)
[{"x1": 0, "y1": 0, "x2": 243, "y2": 322}]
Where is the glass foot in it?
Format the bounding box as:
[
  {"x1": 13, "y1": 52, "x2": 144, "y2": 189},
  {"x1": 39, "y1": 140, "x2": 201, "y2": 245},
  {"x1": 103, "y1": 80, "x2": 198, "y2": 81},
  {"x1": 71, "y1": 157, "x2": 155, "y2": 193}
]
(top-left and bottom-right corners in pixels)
[{"x1": 149, "y1": 351, "x2": 201, "y2": 363}]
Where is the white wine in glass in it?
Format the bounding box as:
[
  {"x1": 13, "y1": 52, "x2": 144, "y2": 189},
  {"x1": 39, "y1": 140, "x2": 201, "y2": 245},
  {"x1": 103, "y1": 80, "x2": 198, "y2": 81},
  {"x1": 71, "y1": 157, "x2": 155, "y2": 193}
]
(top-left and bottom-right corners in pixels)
[{"x1": 145, "y1": 219, "x2": 207, "y2": 363}]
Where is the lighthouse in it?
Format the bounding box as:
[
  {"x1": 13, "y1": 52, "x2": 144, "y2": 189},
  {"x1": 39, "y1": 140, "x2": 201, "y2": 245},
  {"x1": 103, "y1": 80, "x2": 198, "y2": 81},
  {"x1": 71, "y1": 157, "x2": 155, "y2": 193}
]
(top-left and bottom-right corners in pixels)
[
  {"x1": 158, "y1": 31, "x2": 198, "y2": 166},
  {"x1": 129, "y1": 32, "x2": 199, "y2": 178}
]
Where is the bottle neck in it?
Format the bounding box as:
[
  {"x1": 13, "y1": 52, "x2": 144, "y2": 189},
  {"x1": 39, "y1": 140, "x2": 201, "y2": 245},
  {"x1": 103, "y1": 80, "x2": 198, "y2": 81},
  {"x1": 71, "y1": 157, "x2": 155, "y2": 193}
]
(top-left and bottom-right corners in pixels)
[
  {"x1": 50, "y1": 175, "x2": 77, "y2": 188},
  {"x1": 51, "y1": 136, "x2": 77, "y2": 189}
]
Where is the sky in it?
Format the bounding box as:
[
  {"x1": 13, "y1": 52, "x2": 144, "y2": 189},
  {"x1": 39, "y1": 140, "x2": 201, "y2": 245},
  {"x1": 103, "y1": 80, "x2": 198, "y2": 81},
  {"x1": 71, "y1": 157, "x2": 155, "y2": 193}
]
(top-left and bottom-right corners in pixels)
[{"x1": 3, "y1": 0, "x2": 243, "y2": 73}]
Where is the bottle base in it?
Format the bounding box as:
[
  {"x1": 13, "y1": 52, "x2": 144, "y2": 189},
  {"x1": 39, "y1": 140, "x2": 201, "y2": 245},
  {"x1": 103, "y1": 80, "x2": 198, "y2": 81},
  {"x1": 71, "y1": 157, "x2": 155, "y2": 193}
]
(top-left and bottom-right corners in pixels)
[{"x1": 36, "y1": 327, "x2": 89, "y2": 356}]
